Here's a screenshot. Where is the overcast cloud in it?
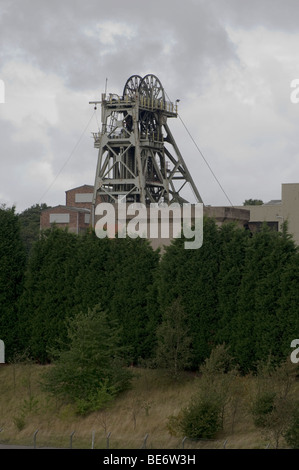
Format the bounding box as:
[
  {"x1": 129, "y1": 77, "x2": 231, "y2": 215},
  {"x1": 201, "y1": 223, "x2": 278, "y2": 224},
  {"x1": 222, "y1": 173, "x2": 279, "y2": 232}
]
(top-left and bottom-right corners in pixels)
[{"x1": 1, "y1": 0, "x2": 299, "y2": 211}]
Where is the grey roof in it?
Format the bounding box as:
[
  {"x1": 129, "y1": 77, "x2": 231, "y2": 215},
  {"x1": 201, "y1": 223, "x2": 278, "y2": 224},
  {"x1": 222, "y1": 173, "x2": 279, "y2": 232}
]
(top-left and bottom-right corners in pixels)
[
  {"x1": 42, "y1": 205, "x2": 90, "y2": 213},
  {"x1": 263, "y1": 200, "x2": 282, "y2": 205},
  {"x1": 65, "y1": 184, "x2": 93, "y2": 192}
]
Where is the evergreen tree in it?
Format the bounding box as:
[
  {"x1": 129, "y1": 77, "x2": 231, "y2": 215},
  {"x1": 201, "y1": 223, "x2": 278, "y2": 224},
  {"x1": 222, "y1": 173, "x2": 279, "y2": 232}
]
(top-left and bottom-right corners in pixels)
[
  {"x1": 233, "y1": 225, "x2": 297, "y2": 372},
  {"x1": 143, "y1": 264, "x2": 163, "y2": 360},
  {"x1": 155, "y1": 298, "x2": 193, "y2": 379},
  {"x1": 253, "y1": 228, "x2": 297, "y2": 366},
  {"x1": 157, "y1": 217, "x2": 220, "y2": 366},
  {"x1": 156, "y1": 236, "x2": 189, "y2": 309},
  {"x1": 42, "y1": 304, "x2": 133, "y2": 415},
  {"x1": 103, "y1": 236, "x2": 160, "y2": 363},
  {"x1": 72, "y1": 230, "x2": 111, "y2": 315},
  {"x1": 216, "y1": 223, "x2": 250, "y2": 347},
  {"x1": 243, "y1": 199, "x2": 263, "y2": 206},
  {"x1": 276, "y1": 249, "x2": 299, "y2": 361},
  {"x1": 18, "y1": 227, "x2": 79, "y2": 362},
  {"x1": 18, "y1": 203, "x2": 50, "y2": 256},
  {"x1": 185, "y1": 217, "x2": 220, "y2": 365},
  {"x1": 0, "y1": 205, "x2": 26, "y2": 359}
]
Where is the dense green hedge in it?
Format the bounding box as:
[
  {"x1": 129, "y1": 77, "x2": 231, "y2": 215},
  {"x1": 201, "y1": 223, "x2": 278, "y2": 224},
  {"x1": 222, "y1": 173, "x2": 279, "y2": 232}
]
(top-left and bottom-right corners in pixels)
[{"x1": 1, "y1": 205, "x2": 299, "y2": 373}]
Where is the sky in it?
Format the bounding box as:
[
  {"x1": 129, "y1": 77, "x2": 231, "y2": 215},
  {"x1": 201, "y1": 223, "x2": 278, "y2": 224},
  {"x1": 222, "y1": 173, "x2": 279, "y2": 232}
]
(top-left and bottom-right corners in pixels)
[{"x1": 1, "y1": 0, "x2": 299, "y2": 212}]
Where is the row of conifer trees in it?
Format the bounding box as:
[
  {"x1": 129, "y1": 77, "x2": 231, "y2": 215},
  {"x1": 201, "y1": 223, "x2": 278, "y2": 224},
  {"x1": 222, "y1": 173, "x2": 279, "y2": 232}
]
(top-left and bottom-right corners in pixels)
[{"x1": 1, "y1": 205, "x2": 299, "y2": 373}]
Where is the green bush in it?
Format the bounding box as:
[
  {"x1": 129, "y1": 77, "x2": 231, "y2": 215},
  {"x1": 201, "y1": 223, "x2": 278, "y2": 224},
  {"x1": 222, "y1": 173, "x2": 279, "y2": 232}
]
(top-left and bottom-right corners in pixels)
[
  {"x1": 179, "y1": 398, "x2": 222, "y2": 439},
  {"x1": 251, "y1": 391, "x2": 276, "y2": 428},
  {"x1": 42, "y1": 305, "x2": 133, "y2": 415},
  {"x1": 13, "y1": 414, "x2": 26, "y2": 431},
  {"x1": 284, "y1": 405, "x2": 299, "y2": 449}
]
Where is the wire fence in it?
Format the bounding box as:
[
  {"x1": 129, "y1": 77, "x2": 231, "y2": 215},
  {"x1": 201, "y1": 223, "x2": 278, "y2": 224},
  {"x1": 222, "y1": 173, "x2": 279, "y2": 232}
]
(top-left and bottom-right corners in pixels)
[{"x1": 0, "y1": 428, "x2": 274, "y2": 450}]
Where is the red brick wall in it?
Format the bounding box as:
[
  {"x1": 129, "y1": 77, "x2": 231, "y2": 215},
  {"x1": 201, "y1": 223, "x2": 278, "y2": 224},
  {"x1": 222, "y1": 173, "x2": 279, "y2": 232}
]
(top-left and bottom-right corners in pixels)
[
  {"x1": 40, "y1": 206, "x2": 90, "y2": 234},
  {"x1": 65, "y1": 185, "x2": 94, "y2": 209},
  {"x1": 40, "y1": 185, "x2": 104, "y2": 233}
]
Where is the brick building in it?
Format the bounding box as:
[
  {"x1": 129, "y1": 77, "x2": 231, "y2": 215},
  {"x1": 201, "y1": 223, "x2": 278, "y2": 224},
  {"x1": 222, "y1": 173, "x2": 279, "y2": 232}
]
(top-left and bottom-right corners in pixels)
[
  {"x1": 40, "y1": 184, "x2": 251, "y2": 242},
  {"x1": 40, "y1": 184, "x2": 96, "y2": 234},
  {"x1": 41, "y1": 182, "x2": 299, "y2": 248}
]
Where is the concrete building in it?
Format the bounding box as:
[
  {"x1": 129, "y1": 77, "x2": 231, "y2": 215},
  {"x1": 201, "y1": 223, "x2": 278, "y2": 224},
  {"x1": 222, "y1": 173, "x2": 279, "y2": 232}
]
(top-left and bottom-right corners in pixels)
[
  {"x1": 238, "y1": 183, "x2": 299, "y2": 245},
  {"x1": 40, "y1": 184, "x2": 251, "y2": 247},
  {"x1": 40, "y1": 182, "x2": 299, "y2": 247}
]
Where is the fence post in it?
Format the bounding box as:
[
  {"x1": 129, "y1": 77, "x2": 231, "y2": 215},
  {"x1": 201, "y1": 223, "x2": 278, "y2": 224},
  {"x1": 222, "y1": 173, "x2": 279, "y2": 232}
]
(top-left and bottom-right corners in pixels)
[
  {"x1": 141, "y1": 433, "x2": 149, "y2": 449},
  {"x1": 91, "y1": 430, "x2": 95, "y2": 449},
  {"x1": 69, "y1": 431, "x2": 75, "y2": 449},
  {"x1": 33, "y1": 429, "x2": 39, "y2": 449},
  {"x1": 0, "y1": 340, "x2": 5, "y2": 363},
  {"x1": 181, "y1": 436, "x2": 187, "y2": 449},
  {"x1": 106, "y1": 431, "x2": 111, "y2": 449}
]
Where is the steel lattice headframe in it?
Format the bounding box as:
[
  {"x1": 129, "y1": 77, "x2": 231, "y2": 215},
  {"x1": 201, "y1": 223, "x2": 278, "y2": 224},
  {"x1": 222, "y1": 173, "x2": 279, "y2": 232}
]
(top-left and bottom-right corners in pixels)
[{"x1": 90, "y1": 74, "x2": 202, "y2": 220}]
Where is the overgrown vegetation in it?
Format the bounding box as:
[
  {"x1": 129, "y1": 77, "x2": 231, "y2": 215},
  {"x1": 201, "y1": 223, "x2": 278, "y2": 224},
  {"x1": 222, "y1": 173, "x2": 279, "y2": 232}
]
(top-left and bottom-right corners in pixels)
[
  {"x1": 1, "y1": 356, "x2": 298, "y2": 448},
  {"x1": 1, "y1": 204, "x2": 299, "y2": 431},
  {"x1": 167, "y1": 345, "x2": 240, "y2": 440},
  {"x1": 154, "y1": 298, "x2": 193, "y2": 380},
  {"x1": 18, "y1": 203, "x2": 50, "y2": 256},
  {"x1": 250, "y1": 358, "x2": 299, "y2": 448},
  {"x1": 42, "y1": 305, "x2": 133, "y2": 415}
]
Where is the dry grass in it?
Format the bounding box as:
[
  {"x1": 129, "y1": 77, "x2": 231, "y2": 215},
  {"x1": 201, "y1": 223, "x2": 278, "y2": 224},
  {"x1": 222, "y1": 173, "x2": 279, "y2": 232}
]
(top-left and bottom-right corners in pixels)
[{"x1": 0, "y1": 363, "x2": 297, "y2": 449}]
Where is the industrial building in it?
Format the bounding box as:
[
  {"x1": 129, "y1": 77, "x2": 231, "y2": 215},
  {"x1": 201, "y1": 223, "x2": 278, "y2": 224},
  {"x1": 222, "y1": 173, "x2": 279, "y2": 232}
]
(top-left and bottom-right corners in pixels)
[
  {"x1": 239, "y1": 183, "x2": 299, "y2": 245},
  {"x1": 40, "y1": 75, "x2": 299, "y2": 247},
  {"x1": 40, "y1": 183, "x2": 250, "y2": 249}
]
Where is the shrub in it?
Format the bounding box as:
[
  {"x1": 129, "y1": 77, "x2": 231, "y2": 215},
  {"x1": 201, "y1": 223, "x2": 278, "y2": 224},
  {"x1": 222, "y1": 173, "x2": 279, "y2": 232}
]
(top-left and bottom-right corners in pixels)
[
  {"x1": 42, "y1": 305, "x2": 133, "y2": 415},
  {"x1": 13, "y1": 414, "x2": 26, "y2": 431},
  {"x1": 179, "y1": 398, "x2": 222, "y2": 439},
  {"x1": 284, "y1": 405, "x2": 299, "y2": 449},
  {"x1": 251, "y1": 391, "x2": 276, "y2": 428}
]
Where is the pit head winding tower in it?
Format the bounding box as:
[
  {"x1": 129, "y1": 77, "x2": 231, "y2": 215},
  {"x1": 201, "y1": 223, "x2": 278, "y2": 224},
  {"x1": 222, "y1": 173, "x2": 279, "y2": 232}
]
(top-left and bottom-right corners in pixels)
[{"x1": 90, "y1": 74, "x2": 202, "y2": 226}]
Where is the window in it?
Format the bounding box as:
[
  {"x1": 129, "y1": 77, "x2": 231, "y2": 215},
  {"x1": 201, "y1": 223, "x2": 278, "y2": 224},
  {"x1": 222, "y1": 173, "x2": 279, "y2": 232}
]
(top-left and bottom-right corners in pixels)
[
  {"x1": 50, "y1": 213, "x2": 70, "y2": 224},
  {"x1": 75, "y1": 193, "x2": 93, "y2": 203}
]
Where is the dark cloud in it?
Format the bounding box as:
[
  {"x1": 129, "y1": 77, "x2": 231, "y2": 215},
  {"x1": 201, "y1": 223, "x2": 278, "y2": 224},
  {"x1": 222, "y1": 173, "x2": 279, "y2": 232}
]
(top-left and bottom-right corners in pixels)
[
  {"x1": 0, "y1": 0, "x2": 237, "y2": 96},
  {"x1": 1, "y1": 0, "x2": 299, "y2": 210}
]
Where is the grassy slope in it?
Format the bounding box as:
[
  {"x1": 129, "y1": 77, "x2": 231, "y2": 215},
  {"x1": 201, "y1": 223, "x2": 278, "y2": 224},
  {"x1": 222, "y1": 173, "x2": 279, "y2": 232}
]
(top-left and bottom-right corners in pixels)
[{"x1": 0, "y1": 364, "x2": 296, "y2": 449}]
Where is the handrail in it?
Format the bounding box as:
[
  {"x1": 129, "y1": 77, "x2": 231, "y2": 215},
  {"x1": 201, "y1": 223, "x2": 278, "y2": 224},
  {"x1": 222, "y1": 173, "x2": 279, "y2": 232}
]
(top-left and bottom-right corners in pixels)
[{"x1": 105, "y1": 93, "x2": 177, "y2": 113}]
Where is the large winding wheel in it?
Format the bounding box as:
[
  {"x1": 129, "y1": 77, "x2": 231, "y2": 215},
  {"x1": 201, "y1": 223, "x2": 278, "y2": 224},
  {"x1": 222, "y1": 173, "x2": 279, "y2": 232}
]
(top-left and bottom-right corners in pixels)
[
  {"x1": 123, "y1": 74, "x2": 142, "y2": 99},
  {"x1": 138, "y1": 74, "x2": 165, "y2": 139},
  {"x1": 138, "y1": 74, "x2": 165, "y2": 105},
  {"x1": 91, "y1": 73, "x2": 202, "y2": 211},
  {"x1": 122, "y1": 75, "x2": 142, "y2": 132}
]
